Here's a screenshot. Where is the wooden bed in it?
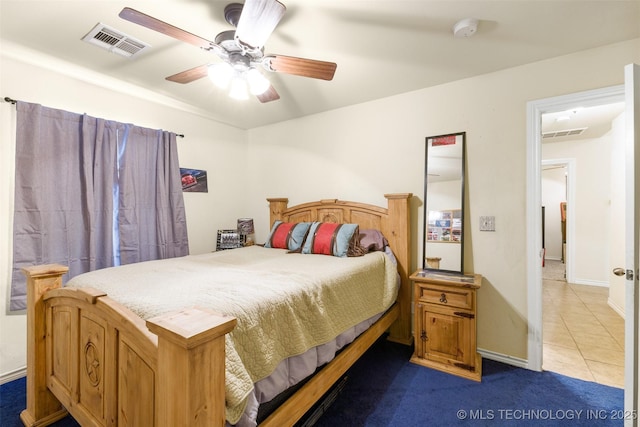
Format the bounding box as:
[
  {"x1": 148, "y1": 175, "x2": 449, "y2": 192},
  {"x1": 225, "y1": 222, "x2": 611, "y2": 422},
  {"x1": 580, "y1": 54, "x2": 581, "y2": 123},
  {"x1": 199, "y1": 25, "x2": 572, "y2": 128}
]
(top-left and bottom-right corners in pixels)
[{"x1": 20, "y1": 193, "x2": 412, "y2": 427}]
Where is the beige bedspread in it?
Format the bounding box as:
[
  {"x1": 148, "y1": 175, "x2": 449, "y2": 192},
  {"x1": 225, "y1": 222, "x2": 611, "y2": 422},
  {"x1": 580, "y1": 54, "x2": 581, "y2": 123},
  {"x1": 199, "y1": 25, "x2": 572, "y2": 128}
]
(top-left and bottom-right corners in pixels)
[{"x1": 66, "y1": 245, "x2": 399, "y2": 424}]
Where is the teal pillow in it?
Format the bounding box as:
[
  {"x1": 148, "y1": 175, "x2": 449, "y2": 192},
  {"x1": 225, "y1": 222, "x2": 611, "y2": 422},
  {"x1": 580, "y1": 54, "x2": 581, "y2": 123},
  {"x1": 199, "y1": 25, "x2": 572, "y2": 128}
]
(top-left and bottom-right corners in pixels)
[{"x1": 302, "y1": 223, "x2": 360, "y2": 257}]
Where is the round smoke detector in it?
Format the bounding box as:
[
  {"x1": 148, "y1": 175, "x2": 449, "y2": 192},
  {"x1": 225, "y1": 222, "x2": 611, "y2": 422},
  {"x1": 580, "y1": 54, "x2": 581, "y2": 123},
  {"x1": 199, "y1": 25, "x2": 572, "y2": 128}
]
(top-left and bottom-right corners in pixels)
[{"x1": 453, "y1": 18, "x2": 479, "y2": 38}]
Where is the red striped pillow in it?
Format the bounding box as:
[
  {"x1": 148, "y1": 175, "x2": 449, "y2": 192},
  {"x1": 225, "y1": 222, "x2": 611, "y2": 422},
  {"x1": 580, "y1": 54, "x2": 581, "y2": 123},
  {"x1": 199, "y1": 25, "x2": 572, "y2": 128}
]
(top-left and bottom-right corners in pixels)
[
  {"x1": 301, "y1": 222, "x2": 360, "y2": 257},
  {"x1": 264, "y1": 221, "x2": 312, "y2": 251}
]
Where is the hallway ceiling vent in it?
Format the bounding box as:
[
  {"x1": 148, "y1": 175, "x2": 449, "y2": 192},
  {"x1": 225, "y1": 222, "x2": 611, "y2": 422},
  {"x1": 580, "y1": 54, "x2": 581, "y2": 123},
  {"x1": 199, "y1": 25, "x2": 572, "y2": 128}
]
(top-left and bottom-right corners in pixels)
[
  {"x1": 542, "y1": 127, "x2": 588, "y2": 139},
  {"x1": 82, "y1": 23, "x2": 150, "y2": 58}
]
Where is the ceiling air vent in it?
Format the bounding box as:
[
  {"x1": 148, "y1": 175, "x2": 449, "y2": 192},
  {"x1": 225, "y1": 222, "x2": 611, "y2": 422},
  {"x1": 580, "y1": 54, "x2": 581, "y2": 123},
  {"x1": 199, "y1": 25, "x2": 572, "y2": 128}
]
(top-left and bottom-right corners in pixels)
[
  {"x1": 82, "y1": 23, "x2": 150, "y2": 58},
  {"x1": 542, "y1": 127, "x2": 588, "y2": 139}
]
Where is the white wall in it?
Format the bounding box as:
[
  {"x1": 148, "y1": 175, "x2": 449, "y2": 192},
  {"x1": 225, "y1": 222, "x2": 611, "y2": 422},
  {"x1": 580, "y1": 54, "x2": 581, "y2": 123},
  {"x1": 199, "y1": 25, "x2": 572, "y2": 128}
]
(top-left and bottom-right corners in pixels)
[
  {"x1": 0, "y1": 46, "x2": 248, "y2": 380},
  {"x1": 245, "y1": 38, "x2": 640, "y2": 360},
  {"x1": 2, "y1": 37, "x2": 639, "y2": 379}
]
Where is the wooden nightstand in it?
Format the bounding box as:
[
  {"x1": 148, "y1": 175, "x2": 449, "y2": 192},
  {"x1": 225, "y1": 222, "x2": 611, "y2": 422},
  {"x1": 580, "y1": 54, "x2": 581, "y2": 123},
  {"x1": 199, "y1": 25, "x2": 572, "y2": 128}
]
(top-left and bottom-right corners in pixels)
[{"x1": 410, "y1": 270, "x2": 482, "y2": 381}]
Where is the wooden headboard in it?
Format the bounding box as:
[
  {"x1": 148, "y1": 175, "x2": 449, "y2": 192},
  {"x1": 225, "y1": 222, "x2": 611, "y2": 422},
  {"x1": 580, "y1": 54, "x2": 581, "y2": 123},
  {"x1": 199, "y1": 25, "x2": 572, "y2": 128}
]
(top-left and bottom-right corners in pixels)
[{"x1": 267, "y1": 193, "x2": 413, "y2": 345}]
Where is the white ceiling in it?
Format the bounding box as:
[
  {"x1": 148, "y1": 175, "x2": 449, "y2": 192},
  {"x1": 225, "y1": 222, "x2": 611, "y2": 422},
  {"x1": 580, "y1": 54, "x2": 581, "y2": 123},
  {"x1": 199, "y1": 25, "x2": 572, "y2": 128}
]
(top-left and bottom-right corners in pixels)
[
  {"x1": 1, "y1": 1, "x2": 639, "y2": 130},
  {"x1": 542, "y1": 101, "x2": 626, "y2": 142}
]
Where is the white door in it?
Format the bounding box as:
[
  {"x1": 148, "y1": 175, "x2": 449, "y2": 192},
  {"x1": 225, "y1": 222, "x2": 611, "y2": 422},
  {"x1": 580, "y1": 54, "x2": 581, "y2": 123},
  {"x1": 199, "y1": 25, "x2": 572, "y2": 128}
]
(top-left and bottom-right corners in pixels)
[{"x1": 622, "y1": 63, "x2": 640, "y2": 427}]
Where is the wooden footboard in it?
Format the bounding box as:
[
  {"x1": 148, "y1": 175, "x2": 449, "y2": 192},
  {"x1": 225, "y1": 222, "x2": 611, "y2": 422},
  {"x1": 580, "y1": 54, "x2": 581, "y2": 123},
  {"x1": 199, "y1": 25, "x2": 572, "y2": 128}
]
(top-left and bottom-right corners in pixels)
[{"x1": 20, "y1": 264, "x2": 236, "y2": 427}]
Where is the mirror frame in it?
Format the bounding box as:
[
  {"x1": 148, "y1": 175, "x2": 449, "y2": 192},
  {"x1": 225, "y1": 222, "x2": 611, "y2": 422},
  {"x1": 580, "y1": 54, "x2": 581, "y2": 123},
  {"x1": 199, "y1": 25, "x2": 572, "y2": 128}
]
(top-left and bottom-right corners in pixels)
[{"x1": 422, "y1": 131, "x2": 466, "y2": 274}]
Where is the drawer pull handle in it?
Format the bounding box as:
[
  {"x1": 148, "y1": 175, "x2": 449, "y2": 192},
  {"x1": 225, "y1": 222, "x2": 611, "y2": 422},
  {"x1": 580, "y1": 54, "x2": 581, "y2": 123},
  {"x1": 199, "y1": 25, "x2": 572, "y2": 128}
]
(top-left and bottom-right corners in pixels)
[
  {"x1": 454, "y1": 311, "x2": 475, "y2": 319},
  {"x1": 439, "y1": 293, "x2": 447, "y2": 303}
]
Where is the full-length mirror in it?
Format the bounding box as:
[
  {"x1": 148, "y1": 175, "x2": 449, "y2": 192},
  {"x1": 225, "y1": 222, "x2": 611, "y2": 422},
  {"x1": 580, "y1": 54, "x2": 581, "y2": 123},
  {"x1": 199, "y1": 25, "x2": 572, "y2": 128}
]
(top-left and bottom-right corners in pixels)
[{"x1": 422, "y1": 132, "x2": 465, "y2": 273}]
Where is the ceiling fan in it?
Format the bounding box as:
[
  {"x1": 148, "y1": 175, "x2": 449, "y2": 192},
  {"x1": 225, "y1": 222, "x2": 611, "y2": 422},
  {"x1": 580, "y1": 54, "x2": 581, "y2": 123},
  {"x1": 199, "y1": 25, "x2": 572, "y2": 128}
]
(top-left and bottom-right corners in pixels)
[{"x1": 119, "y1": 0, "x2": 337, "y2": 103}]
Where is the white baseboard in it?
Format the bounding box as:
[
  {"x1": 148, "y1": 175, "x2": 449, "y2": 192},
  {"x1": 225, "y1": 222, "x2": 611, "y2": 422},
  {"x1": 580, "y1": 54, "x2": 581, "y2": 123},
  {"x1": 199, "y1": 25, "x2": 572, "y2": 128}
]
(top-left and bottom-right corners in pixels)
[
  {"x1": 608, "y1": 298, "x2": 625, "y2": 318},
  {"x1": 0, "y1": 366, "x2": 26, "y2": 385},
  {"x1": 478, "y1": 348, "x2": 529, "y2": 370},
  {"x1": 573, "y1": 278, "x2": 609, "y2": 287}
]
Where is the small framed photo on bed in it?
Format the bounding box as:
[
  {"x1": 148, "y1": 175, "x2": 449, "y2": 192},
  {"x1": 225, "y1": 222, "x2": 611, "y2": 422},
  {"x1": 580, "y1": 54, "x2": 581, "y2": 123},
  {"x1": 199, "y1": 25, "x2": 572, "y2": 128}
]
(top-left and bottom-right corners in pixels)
[{"x1": 216, "y1": 229, "x2": 244, "y2": 250}]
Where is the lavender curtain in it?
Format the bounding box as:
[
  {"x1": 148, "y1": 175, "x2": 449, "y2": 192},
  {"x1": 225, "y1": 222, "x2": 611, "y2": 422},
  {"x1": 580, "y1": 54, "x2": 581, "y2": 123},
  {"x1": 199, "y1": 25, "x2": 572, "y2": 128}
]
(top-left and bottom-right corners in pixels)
[
  {"x1": 117, "y1": 125, "x2": 189, "y2": 264},
  {"x1": 10, "y1": 102, "x2": 188, "y2": 311}
]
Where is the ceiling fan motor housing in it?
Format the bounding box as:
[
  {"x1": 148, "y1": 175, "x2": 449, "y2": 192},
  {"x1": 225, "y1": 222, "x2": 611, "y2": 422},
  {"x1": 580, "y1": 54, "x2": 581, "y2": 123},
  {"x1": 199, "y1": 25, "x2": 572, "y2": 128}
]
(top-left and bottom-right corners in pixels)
[
  {"x1": 224, "y1": 3, "x2": 244, "y2": 27},
  {"x1": 229, "y1": 52, "x2": 251, "y2": 71}
]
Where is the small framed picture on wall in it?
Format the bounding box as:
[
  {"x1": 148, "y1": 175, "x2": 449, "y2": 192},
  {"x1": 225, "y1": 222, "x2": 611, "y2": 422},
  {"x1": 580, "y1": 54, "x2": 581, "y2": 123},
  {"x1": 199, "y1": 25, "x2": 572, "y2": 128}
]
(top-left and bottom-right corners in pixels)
[{"x1": 180, "y1": 168, "x2": 208, "y2": 192}]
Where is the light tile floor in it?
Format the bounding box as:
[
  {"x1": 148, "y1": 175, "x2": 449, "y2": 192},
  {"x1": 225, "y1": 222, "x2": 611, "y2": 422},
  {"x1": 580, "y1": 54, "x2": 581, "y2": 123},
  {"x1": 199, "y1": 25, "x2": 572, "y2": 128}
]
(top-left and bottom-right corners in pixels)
[{"x1": 542, "y1": 261, "x2": 624, "y2": 388}]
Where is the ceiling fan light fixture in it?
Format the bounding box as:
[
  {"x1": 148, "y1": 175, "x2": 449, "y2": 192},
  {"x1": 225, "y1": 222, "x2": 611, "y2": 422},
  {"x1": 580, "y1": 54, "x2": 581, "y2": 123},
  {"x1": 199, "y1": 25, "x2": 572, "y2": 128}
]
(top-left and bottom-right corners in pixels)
[
  {"x1": 229, "y1": 76, "x2": 249, "y2": 100},
  {"x1": 246, "y1": 68, "x2": 270, "y2": 95},
  {"x1": 208, "y1": 63, "x2": 234, "y2": 89}
]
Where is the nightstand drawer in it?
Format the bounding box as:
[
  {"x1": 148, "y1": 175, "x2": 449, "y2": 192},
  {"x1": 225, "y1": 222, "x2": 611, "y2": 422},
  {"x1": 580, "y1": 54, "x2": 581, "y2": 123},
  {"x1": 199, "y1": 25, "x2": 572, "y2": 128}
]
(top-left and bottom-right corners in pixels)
[{"x1": 420, "y1": 286, "x2": 473, "y2": 310}]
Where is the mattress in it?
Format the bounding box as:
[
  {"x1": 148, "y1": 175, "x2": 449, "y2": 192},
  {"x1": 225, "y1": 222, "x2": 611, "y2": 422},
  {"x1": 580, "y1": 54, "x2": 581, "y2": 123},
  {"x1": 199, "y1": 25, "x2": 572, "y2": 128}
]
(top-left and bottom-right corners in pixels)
[{"x1": 66, "y1": 245, "x2": 399, "y2": 424}]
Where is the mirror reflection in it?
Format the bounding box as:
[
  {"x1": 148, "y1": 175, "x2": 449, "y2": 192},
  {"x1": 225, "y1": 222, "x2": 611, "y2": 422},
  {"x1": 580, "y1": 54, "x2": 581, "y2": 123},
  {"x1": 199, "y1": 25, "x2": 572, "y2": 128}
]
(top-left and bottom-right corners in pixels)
[{"x1": 422, "y1": 132, "x2": 465, "y2": 273}]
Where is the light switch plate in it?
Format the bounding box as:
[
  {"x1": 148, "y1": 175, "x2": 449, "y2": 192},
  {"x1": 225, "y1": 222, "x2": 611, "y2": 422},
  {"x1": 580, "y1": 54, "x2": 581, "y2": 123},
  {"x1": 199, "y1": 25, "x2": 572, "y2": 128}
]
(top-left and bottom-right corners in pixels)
[{"x1": 480, "y1": 216, "x2": 495, "y2": 231}]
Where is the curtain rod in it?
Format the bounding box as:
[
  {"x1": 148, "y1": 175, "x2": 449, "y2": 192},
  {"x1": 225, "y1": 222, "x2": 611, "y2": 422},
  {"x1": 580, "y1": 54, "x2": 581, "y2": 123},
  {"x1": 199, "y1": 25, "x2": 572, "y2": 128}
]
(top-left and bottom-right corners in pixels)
[{"x1": 3, "y1": 96, "x2": 184, "y2": 138}]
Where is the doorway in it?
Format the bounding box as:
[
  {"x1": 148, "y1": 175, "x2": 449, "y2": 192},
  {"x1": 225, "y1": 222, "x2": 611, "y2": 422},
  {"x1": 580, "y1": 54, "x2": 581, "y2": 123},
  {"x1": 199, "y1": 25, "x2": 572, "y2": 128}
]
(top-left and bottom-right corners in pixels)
[
  {"x1": 526, "y1": 84, "x2": 626, "y2": 374},
  {"x1": 540, "y1": 113, "x2": 625, "y2": 386}
]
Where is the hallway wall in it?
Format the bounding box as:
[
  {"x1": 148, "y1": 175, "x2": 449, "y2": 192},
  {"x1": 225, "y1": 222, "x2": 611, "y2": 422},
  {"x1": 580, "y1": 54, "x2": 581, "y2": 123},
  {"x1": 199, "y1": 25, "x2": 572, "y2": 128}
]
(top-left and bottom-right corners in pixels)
[{"x1": 542, "y1": 119, "x2": 619, "y2": 286}]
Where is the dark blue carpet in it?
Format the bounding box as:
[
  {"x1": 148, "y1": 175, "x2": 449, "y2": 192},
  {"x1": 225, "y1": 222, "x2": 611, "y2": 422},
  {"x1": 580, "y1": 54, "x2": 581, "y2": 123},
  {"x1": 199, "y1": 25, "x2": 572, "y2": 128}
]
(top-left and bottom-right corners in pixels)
[
  {"x1": 315, "y1": 337, "x2": 624, "y2": 426},
  {"x1": 1, "y1": 336, "x2": 624, "y2": 426},
  {"x1": 0, "y1": 377, "x2": 78, "y2": 427}
]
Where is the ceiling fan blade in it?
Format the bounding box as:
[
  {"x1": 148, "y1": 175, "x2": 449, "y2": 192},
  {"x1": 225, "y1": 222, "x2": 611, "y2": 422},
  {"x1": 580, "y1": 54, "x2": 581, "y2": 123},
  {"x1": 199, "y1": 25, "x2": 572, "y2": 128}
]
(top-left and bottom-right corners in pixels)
[
  {"x1": 119, "y1": 7, "x2": 214, "y2": 50},
  {"x1": 166, "y1": 64, "x2": 210, "y2": 84},
  {"x1": 256, "y1": 85, "x2": 280, "y2": 103},
  {"x1": 235, "y1": 0, "x2": 286, "y2": 50},
  {"x1": 266, "y1": 55, "x2": 337, "y2": 81}
]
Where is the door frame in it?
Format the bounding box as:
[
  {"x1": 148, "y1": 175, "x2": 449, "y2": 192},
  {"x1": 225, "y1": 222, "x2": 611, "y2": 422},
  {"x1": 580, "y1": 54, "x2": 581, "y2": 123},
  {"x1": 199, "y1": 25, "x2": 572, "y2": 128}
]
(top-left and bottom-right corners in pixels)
[{"x1": 526, "y1": 84, "x2": 625, "y2": 372}]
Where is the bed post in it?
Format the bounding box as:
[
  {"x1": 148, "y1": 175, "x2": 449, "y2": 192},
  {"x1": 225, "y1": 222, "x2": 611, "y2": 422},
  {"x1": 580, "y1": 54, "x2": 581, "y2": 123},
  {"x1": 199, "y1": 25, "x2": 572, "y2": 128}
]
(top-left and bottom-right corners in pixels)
[
  {"x1": 268, "y1": 197, "x2": 288, "y2": 226},
  {"x1": 20, "y1": 264, "x2": 70, "y2": 427},
  {"x1": 147, "y1": 308, "x2": 237, "y2": 427},
  {"x1": 384, "y1": 193, "x2": 413, "y2": 345}
]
